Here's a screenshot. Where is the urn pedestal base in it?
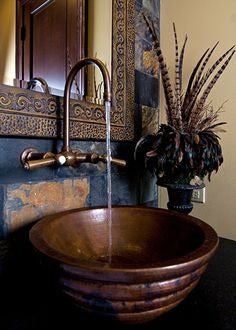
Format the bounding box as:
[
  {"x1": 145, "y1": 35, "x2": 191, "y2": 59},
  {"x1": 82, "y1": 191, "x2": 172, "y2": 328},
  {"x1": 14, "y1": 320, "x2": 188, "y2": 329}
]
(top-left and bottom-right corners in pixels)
[{"x1": 160, "y1": 183, "x2": 205, "y2": 215}]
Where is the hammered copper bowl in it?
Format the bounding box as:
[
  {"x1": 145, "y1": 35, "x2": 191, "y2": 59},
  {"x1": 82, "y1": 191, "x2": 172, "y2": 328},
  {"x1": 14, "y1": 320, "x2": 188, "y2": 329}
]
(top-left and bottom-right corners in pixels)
[{"x1": 29, "y1": 206, "x2": 218, "y2": 324}]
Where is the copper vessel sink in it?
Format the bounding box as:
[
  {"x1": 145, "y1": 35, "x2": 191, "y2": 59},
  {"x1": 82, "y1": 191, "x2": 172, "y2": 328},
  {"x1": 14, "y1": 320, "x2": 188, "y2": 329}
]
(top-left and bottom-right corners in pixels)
[{"x1": 29, "y1": 206, "x2": 218, "y2": 324}]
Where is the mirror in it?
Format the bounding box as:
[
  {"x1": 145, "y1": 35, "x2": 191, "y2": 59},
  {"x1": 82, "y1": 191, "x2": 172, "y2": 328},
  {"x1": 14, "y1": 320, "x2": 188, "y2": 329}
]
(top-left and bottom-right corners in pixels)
[{"x1": 0, "y1": 0, "x2": 135, "y2": 141}]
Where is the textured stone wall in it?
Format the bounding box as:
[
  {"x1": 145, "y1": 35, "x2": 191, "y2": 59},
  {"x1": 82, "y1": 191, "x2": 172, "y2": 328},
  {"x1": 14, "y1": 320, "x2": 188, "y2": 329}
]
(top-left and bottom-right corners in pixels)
[
  {"x1": 134, "y1": 0, "x2": 160, "y2": 203},
  {"x1": 0, "y1": 0, "x2": 160, "y2": 236},
  {"x1": 3, "y1": 179, "x2": 89, "y2": 233}
]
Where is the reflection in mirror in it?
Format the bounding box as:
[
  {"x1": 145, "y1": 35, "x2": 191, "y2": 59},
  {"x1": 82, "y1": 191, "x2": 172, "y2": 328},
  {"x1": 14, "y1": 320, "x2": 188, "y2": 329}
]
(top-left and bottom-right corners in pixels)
[
  {"x1": 1, "y1": 0, "x2": 112, "y2": 103},
  {"x1": 0, "y1": 0, "x2": 135, "y2": 141},
  {"x1": 27, "y1": 77, "x2": 50, "y2": 94},
  {"x1": 15, "y1": 0, "x2": 86, "y2": 97},
  {"x1": 87, "y1": 0, "x2": 112, "y2": 103}
]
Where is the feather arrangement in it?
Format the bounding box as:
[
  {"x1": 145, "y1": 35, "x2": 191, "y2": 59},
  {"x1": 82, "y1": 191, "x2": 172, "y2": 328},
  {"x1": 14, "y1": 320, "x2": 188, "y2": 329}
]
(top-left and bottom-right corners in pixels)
[{"x1": 135, "y1": 15, "x2": 235, "y2": 185}]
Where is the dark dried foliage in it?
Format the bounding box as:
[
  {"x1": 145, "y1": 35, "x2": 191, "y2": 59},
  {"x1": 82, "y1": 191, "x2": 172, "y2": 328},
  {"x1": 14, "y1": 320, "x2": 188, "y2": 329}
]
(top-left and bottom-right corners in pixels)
[{"x1": 135, "y1": 124, "x2": 223, "y2": 184}]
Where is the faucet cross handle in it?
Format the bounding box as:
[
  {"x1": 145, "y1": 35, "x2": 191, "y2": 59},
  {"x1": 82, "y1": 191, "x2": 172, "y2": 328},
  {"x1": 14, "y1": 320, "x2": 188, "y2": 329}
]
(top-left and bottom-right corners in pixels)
[
  {"x1": 21, "y1": 148, "x2": 66, "y2": 170},
  {"x1": 98, "y1": 154, "x2": 126, "y2": 167},
  {"x1": 74, "y1": 152, "x2": 126, "y2": 167}
]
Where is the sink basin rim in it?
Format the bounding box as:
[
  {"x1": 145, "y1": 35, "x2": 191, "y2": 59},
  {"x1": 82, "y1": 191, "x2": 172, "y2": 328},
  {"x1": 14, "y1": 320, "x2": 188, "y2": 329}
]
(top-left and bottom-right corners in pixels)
[{"x1": 29, "y1": 206, "x2": 219, "y2": 275}]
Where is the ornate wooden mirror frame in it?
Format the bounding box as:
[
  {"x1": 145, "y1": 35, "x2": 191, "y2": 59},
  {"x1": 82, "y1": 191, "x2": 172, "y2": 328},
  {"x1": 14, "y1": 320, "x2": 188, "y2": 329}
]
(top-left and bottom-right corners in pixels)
[{"x1": 0, "y1": 0, "x2": 135, "y2": 141}]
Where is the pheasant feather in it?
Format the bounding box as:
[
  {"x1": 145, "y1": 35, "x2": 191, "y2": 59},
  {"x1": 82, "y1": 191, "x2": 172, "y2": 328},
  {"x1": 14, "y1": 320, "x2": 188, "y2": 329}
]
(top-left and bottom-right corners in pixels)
[
  {"x1": 192, "y1": 42, "x2": 219, "y2": 91},
  {"x1": 201, "y1": 45, "x2": 235, "y2": 83},
  {"x1": 192, "y1": 45, "x2": 236, "y2": 107},
  {"x1": 183, "y1": 45, "x2": 235, "y2": 127},
  {"x1": 193, "y1": 49, "x2": 235, "y2": 122},
  {"x1": 182, "y1": 48, "x2": 209, "y2": 115},
  {"x1": 173, "y1": 23, "x2": 183, "y2": 130},
  {"x1": 179, "y1": 34, "x2": 188, "y2": 93}
]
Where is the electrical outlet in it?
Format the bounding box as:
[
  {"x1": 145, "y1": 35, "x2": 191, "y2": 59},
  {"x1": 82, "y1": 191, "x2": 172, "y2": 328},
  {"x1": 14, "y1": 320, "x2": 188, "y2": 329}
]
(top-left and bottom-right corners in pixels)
[{"x1": 192, "y1": 187, "x2": 206, "y2": 203}]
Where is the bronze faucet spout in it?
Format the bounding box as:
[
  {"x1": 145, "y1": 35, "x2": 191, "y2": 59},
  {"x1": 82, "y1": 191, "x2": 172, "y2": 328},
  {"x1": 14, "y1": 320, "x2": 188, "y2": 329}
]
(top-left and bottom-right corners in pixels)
[{"x1": 63, "y1": 57, "x2": 112, "y2": 152}]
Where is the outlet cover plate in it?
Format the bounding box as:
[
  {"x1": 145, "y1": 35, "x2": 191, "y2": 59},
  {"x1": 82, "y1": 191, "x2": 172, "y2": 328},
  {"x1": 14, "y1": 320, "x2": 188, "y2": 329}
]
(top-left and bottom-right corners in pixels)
[{"x1": 192, "y1": 187, "x2": 206, "y2": 203}]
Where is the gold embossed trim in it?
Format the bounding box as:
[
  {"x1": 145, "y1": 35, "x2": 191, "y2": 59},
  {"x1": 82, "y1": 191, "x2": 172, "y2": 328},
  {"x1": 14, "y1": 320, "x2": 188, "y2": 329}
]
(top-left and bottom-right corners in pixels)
[{"x1": 0, "y1": 85, "x2": 133, "y2": 141}]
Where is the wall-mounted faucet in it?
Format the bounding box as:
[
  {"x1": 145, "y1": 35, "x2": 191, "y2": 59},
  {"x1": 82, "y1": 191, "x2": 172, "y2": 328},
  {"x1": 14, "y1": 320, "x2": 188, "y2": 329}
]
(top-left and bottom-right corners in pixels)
[{"x1": 21, "y1": 58, "x2": 126, "y2": 170}]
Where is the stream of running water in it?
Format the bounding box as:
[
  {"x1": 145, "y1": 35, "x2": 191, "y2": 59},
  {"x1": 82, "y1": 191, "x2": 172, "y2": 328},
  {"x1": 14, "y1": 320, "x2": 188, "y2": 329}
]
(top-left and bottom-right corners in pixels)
[{"x1": 105, "y1": 101, "x2": 112, "y2": 264}]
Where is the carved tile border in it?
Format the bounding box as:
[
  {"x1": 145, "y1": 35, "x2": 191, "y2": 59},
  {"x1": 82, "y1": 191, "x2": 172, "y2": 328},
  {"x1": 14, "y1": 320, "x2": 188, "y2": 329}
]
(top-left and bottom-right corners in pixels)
[{"x1": 0, "y1": 0, "x2": 135, "y2": 141}]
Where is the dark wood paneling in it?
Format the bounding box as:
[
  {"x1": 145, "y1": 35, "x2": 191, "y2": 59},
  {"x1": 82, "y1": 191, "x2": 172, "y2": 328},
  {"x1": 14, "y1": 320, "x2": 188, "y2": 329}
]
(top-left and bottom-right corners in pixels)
[{"x1": 31, "y1": 0, "x2": 67, "y2": 90}]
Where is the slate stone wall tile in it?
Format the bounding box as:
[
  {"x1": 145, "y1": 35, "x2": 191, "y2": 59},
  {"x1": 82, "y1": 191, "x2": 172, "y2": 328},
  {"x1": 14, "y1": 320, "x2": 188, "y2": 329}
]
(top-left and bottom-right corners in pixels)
[
  {"x1": 135, "y1": 2, "x2": 160, "y2": 44},
  {"x1": 111, "y1": 173, "x2": 136, "y2": 205},
  {"x1": 135, "y1": 10, "x2": 153, "y2": 47},
  {"x1": 142, "y1": 0, "x2": 160, "y2": 20},
  {"x1": 134, "y1": 103, "x2": 142, "y2": 141},
  {"x1": 135, "y1": 0, "x2": 143, "y2": 12},
  {"x1": 135, "y1": 70, "x2": 159, "y2": 108},
  {"x1": 88, "y1": 175, "x2": 107, "y2": 207},
  {"x1": 139, "y1": 168, "x2": 157, "y2": 204},
  {"x1": 135, "y1": 35, "x2": 145, "y2": 72},
  {"x1": 89, "y1": 172, "x2": 139, "y2": 207},
  {"x1": 142, "y1": 105, "x2": 159, "y2": 136},
  {"x1": 4, "y1": 178, "x2": 89, "y2": 233},
  {"x1": 143, "y1": 50, "x2": 159, "y2": 77},
  {"x1": 0, "y1": 138, "x2": 56, "y2": 184},
  {"x1": 135, "y1": 35, "x2": 158, "y2": 76},
  {"x1": 0, "y1": 186, "x2": 5, "y2": 237}
]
